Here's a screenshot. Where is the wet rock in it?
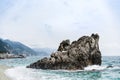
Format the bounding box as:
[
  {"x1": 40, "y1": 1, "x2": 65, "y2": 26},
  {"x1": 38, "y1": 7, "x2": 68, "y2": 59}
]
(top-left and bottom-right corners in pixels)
[
  {"x1": 106, "y1": 65, "x2": 113, "y2": 68},
  {"x1": 27, "y1": 33, "x2": 102, "y2": 70},
  {"x1": 57, "y1": 39, "x2": 70, "y2": 51}
]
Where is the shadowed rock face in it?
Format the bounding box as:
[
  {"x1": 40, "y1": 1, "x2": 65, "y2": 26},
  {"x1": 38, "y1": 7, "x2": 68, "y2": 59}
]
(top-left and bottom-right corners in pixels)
[{"x1": 27, "y1": 33, "x2": 102, "y2": 70}]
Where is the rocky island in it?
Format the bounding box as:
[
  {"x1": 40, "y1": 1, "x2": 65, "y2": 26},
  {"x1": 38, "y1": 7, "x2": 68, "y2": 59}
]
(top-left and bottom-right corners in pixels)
[{"x1": 27, "y1": 33, "x2": 102, "y2": 70}]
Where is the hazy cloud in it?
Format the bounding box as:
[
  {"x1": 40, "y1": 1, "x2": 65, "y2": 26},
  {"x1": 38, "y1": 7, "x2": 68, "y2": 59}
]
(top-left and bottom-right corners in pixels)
[{"x1": 0, "y1": 0, "x2": 120, "y2": 56}]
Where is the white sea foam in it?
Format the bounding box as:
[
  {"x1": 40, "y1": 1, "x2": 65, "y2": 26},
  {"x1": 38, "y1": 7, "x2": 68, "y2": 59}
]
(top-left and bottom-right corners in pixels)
[
  {"x1": 5, "y1": 65, "x2": 120, "y2": 80},
  {"x1": 84, "y1": 65, "x2": 106, "y2": 71},
  {"x1": 5, "y1": 66, "x2": 36, "y2": 80},
  {"x1": 5, "y1": 66, "x2": 70, "y2": 80}
]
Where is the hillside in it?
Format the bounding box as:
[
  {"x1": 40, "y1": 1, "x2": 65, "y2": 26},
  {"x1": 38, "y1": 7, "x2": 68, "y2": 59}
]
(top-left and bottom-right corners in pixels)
[{"x1": 0, "y1": 39, "x2": 37, "y2": 56}]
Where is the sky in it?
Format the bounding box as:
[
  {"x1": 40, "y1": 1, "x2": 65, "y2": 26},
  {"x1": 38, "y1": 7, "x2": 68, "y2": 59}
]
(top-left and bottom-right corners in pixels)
[{"x1": 0, "y1": 0, "x2": 120, "y2": 56}]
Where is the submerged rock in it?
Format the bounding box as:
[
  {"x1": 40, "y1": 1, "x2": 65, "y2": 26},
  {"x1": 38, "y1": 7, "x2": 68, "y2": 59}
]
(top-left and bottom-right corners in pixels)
[
  {"x1": 106, "y1": 65, "x2": 113, "y2": 68},
  {"x1": 27, "y1": 33, "x2": 102, "y2": 70}
]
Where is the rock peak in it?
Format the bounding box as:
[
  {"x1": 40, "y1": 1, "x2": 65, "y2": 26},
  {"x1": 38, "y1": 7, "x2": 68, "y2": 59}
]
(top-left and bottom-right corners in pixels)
[{"x1": 27, "y1": 33, "x2": 102, "y2": 70}]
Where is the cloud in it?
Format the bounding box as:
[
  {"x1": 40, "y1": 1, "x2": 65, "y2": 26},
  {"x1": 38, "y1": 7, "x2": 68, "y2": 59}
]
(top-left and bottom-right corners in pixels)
[{"x1": 0, "y1": 0, "x2": 120, "y2": 55}]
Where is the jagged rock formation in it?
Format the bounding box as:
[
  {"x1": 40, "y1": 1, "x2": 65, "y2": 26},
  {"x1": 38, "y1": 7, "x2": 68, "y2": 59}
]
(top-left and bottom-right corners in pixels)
[
  {"x1": 27, "y1": 33, "x2": 102, "y2": 70},
  {"x1": 57, "y1": 39, "x2": 70, "y2": 51}
]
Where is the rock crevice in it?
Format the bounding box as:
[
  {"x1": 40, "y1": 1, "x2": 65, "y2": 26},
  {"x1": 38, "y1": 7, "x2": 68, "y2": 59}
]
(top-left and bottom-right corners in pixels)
[{"x1": 27, "y1": 33, "x2": 102, "y2": 70}]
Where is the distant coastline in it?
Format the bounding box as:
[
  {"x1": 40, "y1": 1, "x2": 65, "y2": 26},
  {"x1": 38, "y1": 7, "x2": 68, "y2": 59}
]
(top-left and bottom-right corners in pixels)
[{"x1": 0, "y1": 53, "x2": 25, "y2": 59}]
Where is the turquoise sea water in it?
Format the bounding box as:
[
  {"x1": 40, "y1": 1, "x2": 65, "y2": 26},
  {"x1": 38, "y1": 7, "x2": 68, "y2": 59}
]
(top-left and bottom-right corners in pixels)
[{"x1": 0, "y1": 56, "x2": 120, "y2": 80}]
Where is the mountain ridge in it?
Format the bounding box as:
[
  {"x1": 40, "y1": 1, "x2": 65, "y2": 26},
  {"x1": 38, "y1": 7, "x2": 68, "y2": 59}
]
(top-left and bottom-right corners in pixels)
[{"x1": 0, "y1": 38, "x2": 37, "y2": 56}]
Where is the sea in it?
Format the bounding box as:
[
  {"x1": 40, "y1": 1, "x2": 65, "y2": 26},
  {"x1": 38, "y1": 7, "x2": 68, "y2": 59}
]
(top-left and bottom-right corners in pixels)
[{"x1": 0, "y1": 56, "x2": 120, "y2": 80}]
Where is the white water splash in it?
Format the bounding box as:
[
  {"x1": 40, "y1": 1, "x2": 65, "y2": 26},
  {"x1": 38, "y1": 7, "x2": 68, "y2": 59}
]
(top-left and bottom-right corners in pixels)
[
  {"x1": 84, "y1": 65, "x2": 106, "y2": 71},
  {"x1": 5, "y1": 66, "x2": 70, "y2": 80},
  {"x1": 5, "y1": 66, "x2": 35, "y2": 80},
  {"x1": 5, "y1": 65, "x2": 120, "y2": 80}
]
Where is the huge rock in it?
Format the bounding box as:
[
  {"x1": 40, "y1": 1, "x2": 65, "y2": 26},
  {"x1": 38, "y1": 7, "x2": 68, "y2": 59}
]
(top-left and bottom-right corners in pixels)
[{"x1": 27, "y1": 33, "x2": 102, "y2": 70}]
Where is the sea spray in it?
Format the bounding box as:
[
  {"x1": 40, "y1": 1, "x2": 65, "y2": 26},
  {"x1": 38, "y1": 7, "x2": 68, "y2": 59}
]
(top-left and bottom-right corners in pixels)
[
  {"x1": 84, "y1": 65, "x2": 106, "y2": 71},
  {"x1": 5, "y1": 66, "x2": 71, "y2": 80}
]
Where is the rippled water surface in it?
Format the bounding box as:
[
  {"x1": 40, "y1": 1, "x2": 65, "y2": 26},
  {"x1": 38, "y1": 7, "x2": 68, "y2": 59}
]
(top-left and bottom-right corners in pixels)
[{"x1": 0, "y1": 56, "x2": 120, "y2": 80}]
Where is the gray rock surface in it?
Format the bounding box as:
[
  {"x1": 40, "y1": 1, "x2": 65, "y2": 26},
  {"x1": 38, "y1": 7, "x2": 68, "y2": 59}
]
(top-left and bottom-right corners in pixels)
[{"x1": 27, "y1": 33, "x2": 102, "y2": 70}]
